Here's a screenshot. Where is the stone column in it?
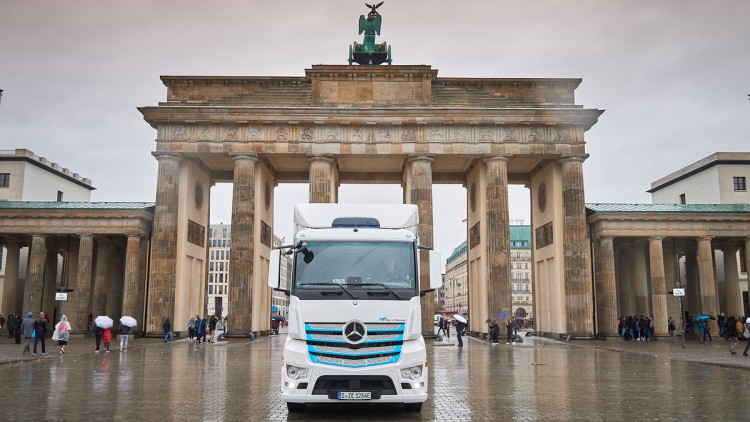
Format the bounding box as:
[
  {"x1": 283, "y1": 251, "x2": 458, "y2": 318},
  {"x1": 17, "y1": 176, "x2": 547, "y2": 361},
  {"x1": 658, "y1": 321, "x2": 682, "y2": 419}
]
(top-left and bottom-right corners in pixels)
[
  {"x1": 406, "y1": 154, "x2": 435, "y2": 336},
  {"x1": 617, "y1": 245, "x2": 635, "y2": 316},
  {"x1": 147, "y1": 152, "x2": 182, "y2": 334},
  {"x1": 685, "y1": 248, "x2": 700, "y2": 316},
  {"x1": 105, "y1": 242, "x2": 124, "y2": 321},
  {"x1": 697, "y1": 237, "x2": 719, "y2": 320},
  {"x1": 596, "y1": 236, "x2": 618, "y2": 336},
  {"x1": 722, "y1": 244, "x2": 742, "y2": 317},
  {"x1": 631, "y1": 243, "x2": 650, "y2": 316},
  {"x1": 1, "y1": 239, "x2": 21, "y2": 315},
  {"x1": 92, "y1": 240, "x2": 110, "y2": 317},
  {"x1": 23, "y1": 235, "x2": 47, "y2": 314},
  {"x1": 121, "y1": 235, "x2": 142, "y2": 319},
  {"x1": 73, "y1": 235, "x2": 94, "y2": 331},
  {"x1": 649, "y1": 237, "x2": 668, "y2": 336},
  {"x1": 485, "y1": 155, "x2": 511, "y2": 321},
  {"x1": 227, "y1": 153, "x2": 258, "y2": 337},
  {"x1": 41, "y1": 247, "x2": 59, "y2": 318},
  {"x1": 559, "y1": 156, "x2": 594, "y2": 336},
  {"x1": 308, "y1": 154, "x2": 338, "y2": 204}
]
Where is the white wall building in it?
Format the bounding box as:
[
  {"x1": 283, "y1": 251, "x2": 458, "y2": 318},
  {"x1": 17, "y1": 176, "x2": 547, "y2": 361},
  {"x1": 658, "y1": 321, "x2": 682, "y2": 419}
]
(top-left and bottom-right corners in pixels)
[
  {"x1": 0, "y1": 148, "x2": 94, "y2": 304},
  {"x1": 649, "y1": 152, "x2": 749, "y2": 314}
]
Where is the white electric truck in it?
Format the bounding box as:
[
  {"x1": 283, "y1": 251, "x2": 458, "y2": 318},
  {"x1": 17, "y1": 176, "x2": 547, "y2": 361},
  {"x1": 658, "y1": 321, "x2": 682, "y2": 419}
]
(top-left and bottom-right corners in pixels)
[{"x1": 267, "y1": 204, "x2": 442, "y2": 413}]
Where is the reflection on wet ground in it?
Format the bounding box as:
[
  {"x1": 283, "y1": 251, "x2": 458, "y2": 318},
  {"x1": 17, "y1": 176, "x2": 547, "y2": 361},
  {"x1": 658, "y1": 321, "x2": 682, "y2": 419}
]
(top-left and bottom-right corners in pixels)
[{"x1": 2, "y1": 334, "x2": 750, "y2": 421}]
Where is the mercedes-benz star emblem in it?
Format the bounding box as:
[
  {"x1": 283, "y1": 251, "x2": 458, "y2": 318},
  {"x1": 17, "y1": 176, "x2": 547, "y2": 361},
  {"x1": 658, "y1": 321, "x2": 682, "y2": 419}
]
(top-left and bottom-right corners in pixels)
[{"x1": 343, "y1": 320, "x2": 367, "y2": 344}]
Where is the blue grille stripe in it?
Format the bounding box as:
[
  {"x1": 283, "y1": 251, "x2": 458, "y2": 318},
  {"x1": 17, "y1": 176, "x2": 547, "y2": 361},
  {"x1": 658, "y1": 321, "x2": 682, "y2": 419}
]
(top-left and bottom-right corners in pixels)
[
  {"x1": 309, "y1": 354, "x2": 400, "y2": 368},
  {"x1": 308, "y1": 345, "x2": 402, "y2": 357}
]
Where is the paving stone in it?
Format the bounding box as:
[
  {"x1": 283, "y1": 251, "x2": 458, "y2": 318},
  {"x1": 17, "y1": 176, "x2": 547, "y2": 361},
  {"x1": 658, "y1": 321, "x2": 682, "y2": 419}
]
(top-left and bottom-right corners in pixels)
[{"x1": 1, "y1": 331, "x2": 750, "y2": 420}]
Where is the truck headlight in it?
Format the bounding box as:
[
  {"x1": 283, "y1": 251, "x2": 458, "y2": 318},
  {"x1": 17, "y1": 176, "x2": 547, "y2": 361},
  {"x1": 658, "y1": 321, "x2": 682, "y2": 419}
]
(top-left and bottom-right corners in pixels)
[
  {"x1": 400, "y1": 364, "x2": 423, "y2": 380},
  {"x1": 286, "y1": 364, "x2": 309, "y2": 380}
]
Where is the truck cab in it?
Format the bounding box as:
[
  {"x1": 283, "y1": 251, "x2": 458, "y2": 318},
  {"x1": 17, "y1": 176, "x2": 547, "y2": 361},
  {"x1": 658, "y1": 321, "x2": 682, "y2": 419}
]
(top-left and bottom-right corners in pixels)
[{"x1": 268, "y1": 204, "x2": 442, "y2": 412}]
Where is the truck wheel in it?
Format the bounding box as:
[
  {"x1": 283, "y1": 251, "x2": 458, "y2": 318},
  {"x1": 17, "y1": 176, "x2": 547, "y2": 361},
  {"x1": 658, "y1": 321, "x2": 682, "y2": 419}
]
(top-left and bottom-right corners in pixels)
[
  {"x1": 404, "y1": 403, "x2": 422, "y2": 412},
  {"x1": 287, "y1": 402, "x2": 306, "y2": 412}
]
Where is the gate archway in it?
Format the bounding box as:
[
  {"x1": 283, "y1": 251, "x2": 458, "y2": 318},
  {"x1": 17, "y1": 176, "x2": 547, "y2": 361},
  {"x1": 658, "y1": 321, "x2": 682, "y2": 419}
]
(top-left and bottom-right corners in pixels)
[{"x1": 139, "y1": 64, "x2": 603, "y2": 339}]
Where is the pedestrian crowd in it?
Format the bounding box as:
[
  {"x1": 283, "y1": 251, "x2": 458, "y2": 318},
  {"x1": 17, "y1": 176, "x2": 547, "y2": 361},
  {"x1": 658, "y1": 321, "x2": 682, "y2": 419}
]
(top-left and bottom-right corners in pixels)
[
  {"x1": 187, "y1": 314, "x2": 221, "y2": 344},
  {"x1": 618, "y1": 312, "x2": 750, "y2": 356}
]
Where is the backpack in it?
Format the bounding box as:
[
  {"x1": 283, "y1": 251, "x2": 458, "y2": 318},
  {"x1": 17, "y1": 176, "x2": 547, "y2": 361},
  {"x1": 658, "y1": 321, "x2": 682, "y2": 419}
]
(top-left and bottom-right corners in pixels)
[{"x1": 743, "y1": 324, "x2": 750, "y2": 339}]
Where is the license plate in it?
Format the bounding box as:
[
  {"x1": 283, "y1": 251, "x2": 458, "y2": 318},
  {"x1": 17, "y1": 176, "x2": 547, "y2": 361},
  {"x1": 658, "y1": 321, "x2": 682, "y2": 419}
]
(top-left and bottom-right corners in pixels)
[{"x1": 337, "y1": 391, "x2": 371, "y2": 400}]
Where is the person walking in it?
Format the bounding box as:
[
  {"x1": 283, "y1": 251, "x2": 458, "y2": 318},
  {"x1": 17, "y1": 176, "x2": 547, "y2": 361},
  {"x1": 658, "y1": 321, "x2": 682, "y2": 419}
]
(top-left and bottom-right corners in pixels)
[
  {"x1": 102, "y1": 327, "x2": 112, "y2": 352},
  {"x1": 444, "y1": 319, "x2": 450, "y2": 339},
  {"x1": 32, "y1": 312, "x2": 48, "y2": 355},
  {"x1": 93, "y1": 323, "x2": 104, "y2": 353},
  {"x1": 163, "y1": 318, "x2": 171, "y2": 343},
  {"x1": 118, "y1": 322, "x2": 131, "y2": 351},
  {"x1": 726, "y1": 315, "x2": 738, "y2": 355},
  {"x1": 455, "y1": 319, "x2": 464, "y2": 348},
  {"x1": 702, "y1": 319, "x2": 713, "y2": 343},
  {"x1": 55, "y1": 315, "x2": 71, "y2": 354},
  {"x1": 743, "y1": 317, "x2": 750, "y2": 356},
  {"x1": 209, "y1": 315, "x2": 218, "y2": 343},
  {"x1": 188, "y1": 318, "x2": 196, "y2": 341},
  {"x1": 506, "y1": 317, "x2": 514, "y2": 345},
  {"x1": 0, "y1": 314, "x2": 5, "y2": 337},
  {"x1": 21, "y1": 312, "x2": 35, "y2": 354}
]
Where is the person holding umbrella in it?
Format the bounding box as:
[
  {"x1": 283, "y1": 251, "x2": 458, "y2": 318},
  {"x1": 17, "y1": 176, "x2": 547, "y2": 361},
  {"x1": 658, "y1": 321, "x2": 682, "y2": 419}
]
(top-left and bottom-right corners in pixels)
[
  {"x1": 92, "y1": 315, "x2": 114, "y2": 353},
  {"x1": 453, "y1": 314, "x2": 466, "y2": 348},
  {"x1": 118, "y1": 316, "x2": 137, "y2": 351}
]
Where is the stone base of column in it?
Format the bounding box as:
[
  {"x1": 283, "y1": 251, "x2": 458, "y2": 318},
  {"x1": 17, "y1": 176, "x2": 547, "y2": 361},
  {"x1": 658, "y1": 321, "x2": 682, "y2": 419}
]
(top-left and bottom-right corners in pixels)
[
  {"x1": 422, "y1": 332, "x2": 438, "y2": 340},
  {"x1": 145, "y1": 330, "x2": 183, "y2": 339},
  {"x1": 596, "y1": 334, "x2": 623, "y2": 341},
  {"x1": 537, "y1": 331, "x2": 596, "y2": 341},
  {"x1": 224, "y1": 330, "x2": 257, "y2": 339}
]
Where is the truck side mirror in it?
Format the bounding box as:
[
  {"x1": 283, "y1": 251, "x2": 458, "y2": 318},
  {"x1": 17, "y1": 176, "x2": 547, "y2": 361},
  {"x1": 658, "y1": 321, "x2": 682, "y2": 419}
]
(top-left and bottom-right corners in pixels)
[
  {"x1": 268, "y1": 249, "x2": 281, "y2": 289},
  {"x1": 429, "y1": 250, "x2": 442, "y2": 290}
]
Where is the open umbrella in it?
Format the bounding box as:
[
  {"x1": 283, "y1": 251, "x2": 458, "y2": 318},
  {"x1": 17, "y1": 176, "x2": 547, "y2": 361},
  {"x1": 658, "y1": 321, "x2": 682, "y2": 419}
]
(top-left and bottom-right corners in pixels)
[
  {"x1": 695, "y1": 315, "x2": 714, "y2": 321},
  {"x1": 497, "y1": 311, "x2": 511, "y2": 319},
  {"x1": 94, "y1": 315, "x2": 113, "y2": 329},
  {"x1": 120, "y1": 316, "x2": 137, "y2": 328},
  {"x1": 453, "y1": 314, "x2": 467, "y2": 324},
  {"x1": 485, "y1": 318, "x2": 493, "y2": 323}
]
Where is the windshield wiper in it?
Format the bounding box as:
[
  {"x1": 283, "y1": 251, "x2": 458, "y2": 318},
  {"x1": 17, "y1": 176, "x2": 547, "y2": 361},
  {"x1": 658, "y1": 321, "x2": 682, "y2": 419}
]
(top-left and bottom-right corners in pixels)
[
  {"x1": 357, "y1": 283, "x2": 402, "y2": 300},
  {"x1": 298, "y1": 283, "x2": 357, "y2": 299}
]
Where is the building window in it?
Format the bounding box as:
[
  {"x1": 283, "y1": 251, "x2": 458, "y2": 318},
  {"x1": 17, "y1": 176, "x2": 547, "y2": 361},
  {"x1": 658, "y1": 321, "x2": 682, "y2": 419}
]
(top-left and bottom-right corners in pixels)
[
  {"x1": 734, "y1": 176, "x2": 747, "y2": 191},
  {"x1": 679, "y1": 193, "x2": 686, "y2": 204},
  {"x1": 0, "y1": 173, "x2": 9, "y2": 187},
  {"x1": 57, "y1": 191, "x2": 64, "y2": 201}
]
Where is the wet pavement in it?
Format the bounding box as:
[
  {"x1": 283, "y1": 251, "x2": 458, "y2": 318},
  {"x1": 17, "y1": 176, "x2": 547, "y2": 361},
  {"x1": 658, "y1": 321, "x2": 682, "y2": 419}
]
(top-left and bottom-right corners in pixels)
[{"x1": 1, "y1": 330, "x2": 750, "y2": 421}]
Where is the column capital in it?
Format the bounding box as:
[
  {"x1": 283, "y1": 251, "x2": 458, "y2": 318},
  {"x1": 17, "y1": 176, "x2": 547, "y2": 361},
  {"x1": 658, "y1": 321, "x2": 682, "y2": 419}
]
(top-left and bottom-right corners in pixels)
[
  {"x1": 407, "y1": 153, "x2": 436, "y2": 163},
  {"x1": 697, "y1": 236, "x2": 714, "y2": 242},
  {"x1": 482, "y1": 154, "x2": 511, "y2": 163},
  {"x1": 649, "y1": 236, "x2": 665, "y2": 241},
  {"x1": 229, "y1": 152, "x2": 259, "y2": 162},
  {"x1": 598, "y1": 235, "x2": 614, "y2": 242},
  {"x1": 151, "y1": 151, "x2": 183, "y2": 162},
  {"x1": 306, "y1": 154, "x2": 336, "y2": 164},
  {"x1": 558, "y1": 154, "x2": 589, "y2": 164},
  {"x1": 127, "y1": 233, "x2": 143, "y2": 239},
  {"x1": 76, "y1": 233, "x2": 94, "y2": 239}
]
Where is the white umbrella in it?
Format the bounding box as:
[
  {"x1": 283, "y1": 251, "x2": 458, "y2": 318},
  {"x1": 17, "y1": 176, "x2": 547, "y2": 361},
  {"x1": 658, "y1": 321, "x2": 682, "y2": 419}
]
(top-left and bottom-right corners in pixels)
[
  {"x1": 94, "y1": 315, "x2": 113, "y2": 329},
  {"x1": 120, "y1": 316, "x2": 137, "y2": 328},
  {"x1": 453, "y1": 314, "x2": 467, "y2": 324}
]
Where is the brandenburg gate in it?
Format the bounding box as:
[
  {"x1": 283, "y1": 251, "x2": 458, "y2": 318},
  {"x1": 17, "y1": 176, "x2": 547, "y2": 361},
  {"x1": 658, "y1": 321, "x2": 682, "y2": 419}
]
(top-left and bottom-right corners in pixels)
[{"x1": 138, "y1": 64, "x2": 603, "y2": 339}]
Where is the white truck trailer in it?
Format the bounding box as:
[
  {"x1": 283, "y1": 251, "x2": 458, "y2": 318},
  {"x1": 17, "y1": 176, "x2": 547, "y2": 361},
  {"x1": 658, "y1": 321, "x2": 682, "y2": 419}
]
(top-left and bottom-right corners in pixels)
[{"x1": 267, "y1": 204, "x2": 442, "y2": 412}]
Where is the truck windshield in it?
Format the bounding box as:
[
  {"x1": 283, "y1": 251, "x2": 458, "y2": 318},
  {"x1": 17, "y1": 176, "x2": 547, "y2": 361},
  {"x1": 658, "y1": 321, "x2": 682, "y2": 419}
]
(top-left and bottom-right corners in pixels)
[{"x1": 294, "y1": 241, "x2": 417, "y2": 299}]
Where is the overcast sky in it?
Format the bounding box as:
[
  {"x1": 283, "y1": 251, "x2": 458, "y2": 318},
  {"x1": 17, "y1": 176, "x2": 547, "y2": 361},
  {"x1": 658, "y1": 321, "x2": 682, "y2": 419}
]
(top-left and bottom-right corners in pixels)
[{"x1": 1, "y1": 1, "x2": 749, "y2": 267}]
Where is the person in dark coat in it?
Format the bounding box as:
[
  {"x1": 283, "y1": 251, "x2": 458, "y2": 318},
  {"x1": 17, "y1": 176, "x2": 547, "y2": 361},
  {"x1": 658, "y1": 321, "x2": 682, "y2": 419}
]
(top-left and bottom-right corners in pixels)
[
  {"x1": 163, "y1": 318, "x2": 171, "y2": 342},
  {"x1": 33, "y1": 312, "x2": 48, "y2": 355},
  {"x1": 490, "y1": 321, "x2": 500, "y2": 345},
  {"x1": 6, "y1": 314, "x2": 14, "y2": 339},
  {"x1": 93, "y1": 323, "x2": 104, "y2": 353},
  {"x1": 455, "y1": 319, "x2": 465, "y2": 348},
  {"x1": 21, "y1": 312, "x2": 36, "y2": 354},
  {"x1": 14, "y1": 314, "x2": 22, "y2": 344},
  {"x1": 0, "y1": 314, "x2": 5, "y2": 336},
  {"x1": 209, "y1": 315, "x2": 219, "y2": 343},
  {"x1": 505, "y1": 317, "x2": 514, "y2": 344},
  {"x1": 727, "y1": 315, "x2": 738, "y2": 355}
]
